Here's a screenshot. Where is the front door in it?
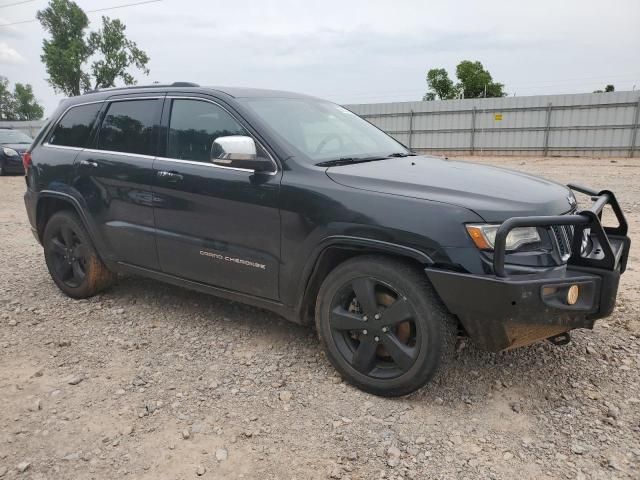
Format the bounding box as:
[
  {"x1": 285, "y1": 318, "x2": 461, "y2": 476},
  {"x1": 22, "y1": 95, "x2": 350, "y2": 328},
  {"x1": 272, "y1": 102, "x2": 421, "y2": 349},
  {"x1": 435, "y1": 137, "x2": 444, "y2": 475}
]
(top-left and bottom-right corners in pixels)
[
  {"x1": 153, "y1": 97, "x2": 281, "y2": 299},
  {"x1": 73, "y1": 96, "x2": 163, "y2": 270}
]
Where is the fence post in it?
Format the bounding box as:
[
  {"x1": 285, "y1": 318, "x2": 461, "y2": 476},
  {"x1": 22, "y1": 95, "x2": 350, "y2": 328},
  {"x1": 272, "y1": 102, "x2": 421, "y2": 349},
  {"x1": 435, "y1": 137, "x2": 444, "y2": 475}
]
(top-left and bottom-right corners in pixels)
[
  {"x1": 630, "y1": 98, "x2": 640, "y2": 158},
  {"x1": 408, "y1": 109, "x2": 414, "y2": 150},
  {"x1": 470, "y1": 107, "x2": 476, "y2": 155},
  {"x1": 543, "y1": 102, "x2": 553, "y2": 156}
]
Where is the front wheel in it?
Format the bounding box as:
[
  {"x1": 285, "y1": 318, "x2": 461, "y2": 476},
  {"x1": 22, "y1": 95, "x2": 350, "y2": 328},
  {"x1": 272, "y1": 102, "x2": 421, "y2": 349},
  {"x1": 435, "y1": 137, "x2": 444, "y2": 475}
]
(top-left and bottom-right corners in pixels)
[
  {"x1": 43, "y1": 210, "x2": 115, "y2": 298},
  {"x1": 315, "y1": 256, "x2": 457, "y2": 397}
]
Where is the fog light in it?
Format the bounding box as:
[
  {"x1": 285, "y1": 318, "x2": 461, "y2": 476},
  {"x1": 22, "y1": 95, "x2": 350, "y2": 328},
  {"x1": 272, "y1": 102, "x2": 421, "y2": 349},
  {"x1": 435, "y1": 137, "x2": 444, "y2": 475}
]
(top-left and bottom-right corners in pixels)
[{"x1": 567, "y1": 285, "x2": 580, "y2": 305}]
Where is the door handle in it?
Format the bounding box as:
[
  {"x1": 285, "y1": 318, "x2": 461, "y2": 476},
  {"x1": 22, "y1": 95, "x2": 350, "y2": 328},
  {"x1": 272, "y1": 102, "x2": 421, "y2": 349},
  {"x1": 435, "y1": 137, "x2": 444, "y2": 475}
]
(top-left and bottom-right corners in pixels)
[
  {"x1": 79, "y1": 159, "x2": 98, "y2": 168},
  {"x1": 157, "y1": 170, "x2": 183, "y2": 182}
]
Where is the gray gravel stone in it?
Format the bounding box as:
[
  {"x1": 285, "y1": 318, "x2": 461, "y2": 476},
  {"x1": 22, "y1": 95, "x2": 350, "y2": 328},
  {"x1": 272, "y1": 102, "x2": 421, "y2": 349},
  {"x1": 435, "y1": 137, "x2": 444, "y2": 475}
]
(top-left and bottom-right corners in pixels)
[{"x1": 215, "y1": 448, "x2": 228, "y2": 461}]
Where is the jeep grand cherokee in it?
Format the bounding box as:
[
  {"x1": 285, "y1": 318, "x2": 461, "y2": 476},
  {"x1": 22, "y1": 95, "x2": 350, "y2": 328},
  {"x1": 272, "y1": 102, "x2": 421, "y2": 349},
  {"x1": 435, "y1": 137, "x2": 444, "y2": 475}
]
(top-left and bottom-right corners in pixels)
[{"x1": 23, "y1": 83, "x2": 630, "y2": 396}]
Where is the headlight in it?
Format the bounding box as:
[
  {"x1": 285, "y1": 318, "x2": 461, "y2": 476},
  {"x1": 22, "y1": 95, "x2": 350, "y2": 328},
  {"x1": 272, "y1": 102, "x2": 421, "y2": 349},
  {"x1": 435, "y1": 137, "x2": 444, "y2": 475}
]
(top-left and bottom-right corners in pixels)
[
  {"x1": 2, "y1": 147, "x2": 19, "y2": 157},
  {"x1": 466, "y1": 224, "x2": 541, "y2": 251}
]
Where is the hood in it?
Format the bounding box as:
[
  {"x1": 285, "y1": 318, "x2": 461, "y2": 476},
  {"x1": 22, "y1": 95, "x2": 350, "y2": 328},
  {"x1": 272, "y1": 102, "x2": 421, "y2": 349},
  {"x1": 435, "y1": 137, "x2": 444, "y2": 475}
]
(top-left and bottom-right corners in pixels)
[{"x1": 326, "y1": 156, "x2": 575, "y2": 222}]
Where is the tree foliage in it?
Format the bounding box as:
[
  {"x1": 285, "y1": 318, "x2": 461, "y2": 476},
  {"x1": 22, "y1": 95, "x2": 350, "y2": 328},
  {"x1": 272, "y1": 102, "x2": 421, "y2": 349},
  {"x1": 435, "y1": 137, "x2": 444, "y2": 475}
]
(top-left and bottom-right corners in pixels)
[
  {"x1": 13, "y1": 83, "x2": 45, "y2": 120},
  {"x1": 594, "y1": 84, "x2": 615, "y2": 93},
  {"x1": 37, "y1": 0, "x2": 90, "y2": 96},
  {"x1": 455, "y1": 60, "x2": 505, "y2": 98},
  {"x1": 37, "y1": 0, "x2": 150, "y2": 96},
  {"x1": 422, "y1": 68, "x2": 455, "y2": 101},
  {"x1": 0, "y1": 76, "x2": 44, "y2": 121},
  {"x1": 0, "y1": 77, "x2": 14, "y2": 120},
  {"x1": 423, "y1": 60, "x2": 506, "y2": 101},
  {"x1": 88, "y1": 17, "x2": 150, "y2": 90}
]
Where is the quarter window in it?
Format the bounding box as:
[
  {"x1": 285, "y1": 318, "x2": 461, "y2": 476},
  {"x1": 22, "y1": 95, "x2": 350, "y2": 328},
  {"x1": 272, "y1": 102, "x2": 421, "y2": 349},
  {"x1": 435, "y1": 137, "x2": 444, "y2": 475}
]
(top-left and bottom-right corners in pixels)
[
  {"x1": 167, "y1": 99, "x2": 247, "y2": 162},
  {"x1": 96, "y1": 99, "x2": 159, "y2": 156},
  {"x1": 49, "y1": 103, "x2": 102, "y2": 148}
]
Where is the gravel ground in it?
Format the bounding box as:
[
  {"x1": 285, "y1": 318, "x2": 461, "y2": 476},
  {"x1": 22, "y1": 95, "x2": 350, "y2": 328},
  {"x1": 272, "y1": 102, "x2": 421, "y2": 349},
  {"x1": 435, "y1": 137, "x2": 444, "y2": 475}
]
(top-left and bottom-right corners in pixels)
[{"x1": 1, "y1": 156, "x2": 639, "y2": 480}]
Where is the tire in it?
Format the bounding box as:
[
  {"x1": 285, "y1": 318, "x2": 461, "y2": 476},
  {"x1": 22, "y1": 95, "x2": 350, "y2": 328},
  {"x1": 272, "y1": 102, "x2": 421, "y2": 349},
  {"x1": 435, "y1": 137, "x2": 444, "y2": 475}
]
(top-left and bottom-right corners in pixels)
[
  {"x1": 315, "y1": 255, "x2": 457, "y2": 397},
  {"x1": 43, "y1": 210, "x2": 115, "y2": 298}
]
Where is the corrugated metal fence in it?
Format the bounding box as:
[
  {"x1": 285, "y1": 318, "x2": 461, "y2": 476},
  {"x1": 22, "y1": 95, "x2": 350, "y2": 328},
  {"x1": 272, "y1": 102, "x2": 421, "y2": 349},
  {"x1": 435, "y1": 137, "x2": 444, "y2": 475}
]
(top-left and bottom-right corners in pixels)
[
  {"x1": 4, "y1": 91, "x2": 640, "y2": 157},
  {"x1": 0, "y1": 120, "x2": 45, "y2": 137},
  {"x1": 346, "y1": 91, "x2": 640, "y2": 157}
]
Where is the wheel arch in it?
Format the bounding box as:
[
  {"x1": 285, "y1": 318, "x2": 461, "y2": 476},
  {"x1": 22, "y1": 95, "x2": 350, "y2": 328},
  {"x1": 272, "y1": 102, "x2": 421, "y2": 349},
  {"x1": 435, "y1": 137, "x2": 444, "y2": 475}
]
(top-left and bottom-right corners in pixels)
[
  {"x1": 35, "y1": 191, "x2": 108, "y2": 262},
  {"x1": 295, "y1": 236, "x2": 435, "y2": 325}
]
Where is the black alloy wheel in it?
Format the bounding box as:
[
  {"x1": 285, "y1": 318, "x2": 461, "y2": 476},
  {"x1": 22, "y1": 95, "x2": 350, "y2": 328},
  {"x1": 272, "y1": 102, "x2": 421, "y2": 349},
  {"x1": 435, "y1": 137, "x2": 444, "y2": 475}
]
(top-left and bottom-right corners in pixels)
[
  {"x1": 47, "y1": 223, "x2": 88, "y2": 288},
  {"x1": 329, "y1": 277, "x2": 419, "y2": 379},
  {"x1": 43, "y1": 210, "x2": 115, "y2": 298},
  {"x1": 316, "y1": 256, "x2": 457, "y2": 396}
]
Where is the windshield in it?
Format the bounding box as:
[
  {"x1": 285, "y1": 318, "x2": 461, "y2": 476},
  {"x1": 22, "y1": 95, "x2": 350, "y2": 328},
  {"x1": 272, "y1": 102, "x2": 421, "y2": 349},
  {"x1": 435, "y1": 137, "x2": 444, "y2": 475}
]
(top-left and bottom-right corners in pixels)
[
  {"x1": 239, "y1": 97, "x2": 409, "y2": 163},
  {"x1": 0, "y1": 129, "x2": 33, "y2": 145}
]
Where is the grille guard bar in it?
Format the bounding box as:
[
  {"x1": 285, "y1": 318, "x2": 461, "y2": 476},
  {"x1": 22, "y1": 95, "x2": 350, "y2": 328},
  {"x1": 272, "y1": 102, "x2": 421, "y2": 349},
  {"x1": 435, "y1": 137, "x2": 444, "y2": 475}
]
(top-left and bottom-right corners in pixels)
[{"x1": 493, "y1": 184, "x2": 629, "y2": 278}]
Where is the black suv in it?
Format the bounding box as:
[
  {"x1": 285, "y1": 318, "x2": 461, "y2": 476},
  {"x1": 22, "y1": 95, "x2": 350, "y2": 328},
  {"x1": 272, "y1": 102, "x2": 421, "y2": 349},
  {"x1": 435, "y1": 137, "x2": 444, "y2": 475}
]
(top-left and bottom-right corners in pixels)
[{"x1": 23, "y1": 83, "x2": 630, "y2": 396}]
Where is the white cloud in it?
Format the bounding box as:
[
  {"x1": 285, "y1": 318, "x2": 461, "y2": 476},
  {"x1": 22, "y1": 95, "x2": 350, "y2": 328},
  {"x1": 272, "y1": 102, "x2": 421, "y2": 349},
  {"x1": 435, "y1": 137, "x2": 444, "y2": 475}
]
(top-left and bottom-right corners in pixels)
[
  {"x1": 2, "y1": 0, "x2": 639, "y2": 114},
  {"x1": 0, "y1": 43, "x2": 25, "y2": 64}
]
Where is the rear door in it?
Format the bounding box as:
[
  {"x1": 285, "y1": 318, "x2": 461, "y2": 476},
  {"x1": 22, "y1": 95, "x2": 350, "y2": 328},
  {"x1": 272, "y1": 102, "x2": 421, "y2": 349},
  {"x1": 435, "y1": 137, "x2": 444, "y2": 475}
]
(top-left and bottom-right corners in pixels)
[
  {"x1": 152, "y1": 95, "x2": 281, "y2": 299},
  {"x1": 72, "y1": 95, "x2": 163, "y2": 269}
]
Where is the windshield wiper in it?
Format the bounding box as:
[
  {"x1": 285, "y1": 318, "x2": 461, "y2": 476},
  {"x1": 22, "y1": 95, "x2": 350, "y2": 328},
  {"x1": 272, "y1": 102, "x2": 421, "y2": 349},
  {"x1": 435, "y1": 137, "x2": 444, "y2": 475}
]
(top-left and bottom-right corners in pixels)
[
  {"x1": 316, "y1": 152, "x2": 416, "y2": 167},
  {"x1": 315, "y1": 156, "x2": 387, "y2": 167},
  {"x1": 387, "y1": 152, "x2": 417, "y2": 157}
]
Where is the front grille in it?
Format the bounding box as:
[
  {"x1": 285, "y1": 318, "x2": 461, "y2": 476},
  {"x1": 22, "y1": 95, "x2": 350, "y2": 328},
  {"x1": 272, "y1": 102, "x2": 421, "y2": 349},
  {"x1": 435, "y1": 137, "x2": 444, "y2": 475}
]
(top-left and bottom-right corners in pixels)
[{"x1": 551, "y1": 224, "x2": 575, "y2": 260}]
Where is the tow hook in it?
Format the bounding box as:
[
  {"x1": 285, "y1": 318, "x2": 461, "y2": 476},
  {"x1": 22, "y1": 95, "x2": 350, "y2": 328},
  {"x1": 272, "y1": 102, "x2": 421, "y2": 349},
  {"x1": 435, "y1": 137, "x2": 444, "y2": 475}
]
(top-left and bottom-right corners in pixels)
[{"x1": 547, "y1": 332, "x2": 571, "y2": 346}]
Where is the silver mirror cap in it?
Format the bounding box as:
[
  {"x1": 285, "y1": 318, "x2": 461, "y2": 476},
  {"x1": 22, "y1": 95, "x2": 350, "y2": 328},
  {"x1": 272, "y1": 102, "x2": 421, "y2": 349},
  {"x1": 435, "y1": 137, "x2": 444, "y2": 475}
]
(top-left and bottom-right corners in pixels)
[{"x1": 211, "y1": 136, "x2": 257, "y2": 164}]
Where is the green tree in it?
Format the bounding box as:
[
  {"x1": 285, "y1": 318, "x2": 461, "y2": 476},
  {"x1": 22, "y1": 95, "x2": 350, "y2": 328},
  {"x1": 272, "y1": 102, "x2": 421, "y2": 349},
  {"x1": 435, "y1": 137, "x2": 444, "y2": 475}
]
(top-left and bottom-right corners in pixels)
[
  {"x1": 37, "y1": 0, "x2": 150, "y2": 97},
  {"x1": 0, "y1": 76, "x2": 16, "y2": 120},
  {"x1": 595, "y1": 84, "x2": 615, "y2": 93},
  {"x1": 423, "y1": 60, "x2": 505, "y2": 101},
  {"x1": 422, "y1": 68, "x2": 456, "y2": 101},
  {"x1": 455, "y1": 60, "x2": 505, "y2": 98},
  {"x1": 0, "y1": 77, "x2": 44, "y2": 121},
  {"x1": 37, "y1": 0, "x2": 91, "y2": 96},
  {"x1": 88, "y1": 17, "x2": 150, "y2": 90},
  {"x1": 13, "y1": 83, "x2": 45, "y2": 120}
]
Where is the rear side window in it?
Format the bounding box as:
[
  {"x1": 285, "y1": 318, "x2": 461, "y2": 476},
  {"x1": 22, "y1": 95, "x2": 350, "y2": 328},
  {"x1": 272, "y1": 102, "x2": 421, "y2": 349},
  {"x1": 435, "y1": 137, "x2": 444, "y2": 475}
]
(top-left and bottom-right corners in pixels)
[
  {"x1": 48, "y1": 103, "x2": 102, "y2": 148},
  {"x1": 96, "y1": 99, "x2": 159, "y2": 156},
  {"x1": 167, "y1": 99, "x2": 247, "y2": 162}
]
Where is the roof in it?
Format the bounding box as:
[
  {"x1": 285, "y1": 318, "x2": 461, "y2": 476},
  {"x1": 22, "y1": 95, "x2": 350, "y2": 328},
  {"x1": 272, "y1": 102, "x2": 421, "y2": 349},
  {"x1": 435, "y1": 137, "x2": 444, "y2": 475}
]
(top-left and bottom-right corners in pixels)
[{"x1": 72, "y1": 82, "x2": 314, "y2": 103}]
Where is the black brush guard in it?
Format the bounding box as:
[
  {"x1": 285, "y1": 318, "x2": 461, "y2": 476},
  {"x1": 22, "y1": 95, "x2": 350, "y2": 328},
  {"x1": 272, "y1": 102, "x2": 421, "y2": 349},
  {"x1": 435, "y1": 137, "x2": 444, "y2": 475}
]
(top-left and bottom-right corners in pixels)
[
  {"x1": 493, "y1": 184, "x2": 630, "y2": 277},
  {"x1": 425, "y1": 184, "x2": 631, "y2": 351}
]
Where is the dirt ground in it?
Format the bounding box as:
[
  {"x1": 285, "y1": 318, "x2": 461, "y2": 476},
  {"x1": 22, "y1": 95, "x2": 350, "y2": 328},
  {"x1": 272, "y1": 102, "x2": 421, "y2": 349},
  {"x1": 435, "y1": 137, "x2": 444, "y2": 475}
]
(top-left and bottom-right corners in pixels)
[{"x1": 1, "y1": 156, "x2": 639, "y2": 480}]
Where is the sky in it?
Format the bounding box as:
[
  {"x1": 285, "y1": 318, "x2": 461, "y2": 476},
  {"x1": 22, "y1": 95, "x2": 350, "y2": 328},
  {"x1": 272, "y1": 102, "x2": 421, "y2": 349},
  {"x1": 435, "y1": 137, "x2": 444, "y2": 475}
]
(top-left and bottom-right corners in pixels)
[{"x1": 1, "y1": 0, "x2": 639, "y2": 116}]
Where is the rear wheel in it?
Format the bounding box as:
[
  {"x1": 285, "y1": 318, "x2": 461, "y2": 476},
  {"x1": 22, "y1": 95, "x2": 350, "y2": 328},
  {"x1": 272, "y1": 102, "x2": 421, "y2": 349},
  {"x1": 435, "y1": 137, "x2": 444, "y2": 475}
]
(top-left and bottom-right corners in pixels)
[
  {"x1": 315, "y1": 255, "x2": 457, "y2": 396},
  {"x1": 43, "y1": 210, "x2": 115, "y2": 298}
]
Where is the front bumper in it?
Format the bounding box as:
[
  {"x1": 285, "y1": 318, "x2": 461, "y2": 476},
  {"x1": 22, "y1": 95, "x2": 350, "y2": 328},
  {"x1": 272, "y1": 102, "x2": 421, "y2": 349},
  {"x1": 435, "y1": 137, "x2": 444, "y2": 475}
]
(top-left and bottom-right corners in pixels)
[
  {"x1": 426, "y1": 184, "x2": 631, "y2": 351},
  {"x1": 1, "y1": 157, "x2": 25, "y2": 173}
]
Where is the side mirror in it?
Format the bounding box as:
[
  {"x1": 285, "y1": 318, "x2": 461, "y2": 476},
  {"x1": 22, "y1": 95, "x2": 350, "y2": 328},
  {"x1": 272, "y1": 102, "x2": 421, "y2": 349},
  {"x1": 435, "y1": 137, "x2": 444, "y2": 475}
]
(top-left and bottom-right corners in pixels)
[{"x1": 211, "y1": 136, "x2": 274, "y2": 172}]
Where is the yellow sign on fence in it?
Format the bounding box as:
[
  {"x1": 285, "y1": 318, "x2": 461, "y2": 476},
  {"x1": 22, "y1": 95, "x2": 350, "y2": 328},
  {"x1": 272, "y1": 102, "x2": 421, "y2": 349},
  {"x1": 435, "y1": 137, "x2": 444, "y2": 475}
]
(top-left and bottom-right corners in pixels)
[{"x1": 494, "y1": 114, "x2": 503, "y2": 121}]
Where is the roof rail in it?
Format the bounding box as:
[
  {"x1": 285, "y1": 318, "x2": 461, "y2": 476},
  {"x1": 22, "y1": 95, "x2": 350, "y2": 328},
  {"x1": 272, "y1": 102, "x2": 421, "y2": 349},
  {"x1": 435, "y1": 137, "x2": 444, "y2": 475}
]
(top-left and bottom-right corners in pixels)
[{"x1": 83, "y1": 81, "x2": 200, "y2": 95}]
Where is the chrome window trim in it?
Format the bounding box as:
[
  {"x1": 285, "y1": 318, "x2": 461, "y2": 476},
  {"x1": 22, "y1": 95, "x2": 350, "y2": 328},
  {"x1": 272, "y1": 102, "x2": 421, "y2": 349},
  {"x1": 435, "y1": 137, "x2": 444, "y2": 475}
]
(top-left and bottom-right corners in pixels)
[
  {"x1": 104, "y1": 96, "x2": 164, "y2": 102},
  {"x1": 164, "y1": 95, "x2": 279, "y2": 175},
  {"x1": 84, "y1": 148, "x2": 156, "y2": 160},
  {"x1": 155, "y1": 156, "x2": 256, "y2": 173},
  {"x1": 42, "y1": 143, "x2": 83, "y2": 152}
]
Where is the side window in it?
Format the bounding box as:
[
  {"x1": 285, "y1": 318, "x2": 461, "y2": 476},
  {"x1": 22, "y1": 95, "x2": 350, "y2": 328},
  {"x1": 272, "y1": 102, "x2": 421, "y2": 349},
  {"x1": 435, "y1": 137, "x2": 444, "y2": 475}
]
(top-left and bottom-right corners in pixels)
[
  {"x1": 48, "y1": 103, "x2": 102, "y2": 148},
  {"x1": 96, "y1": 99, "x2": 159, "y2": 156},
  {"x1": 167, "y1": 99, "x2": 247, "y2": 162}
]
